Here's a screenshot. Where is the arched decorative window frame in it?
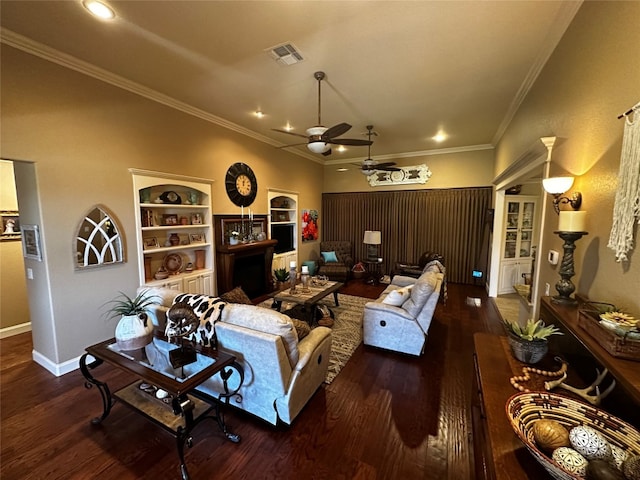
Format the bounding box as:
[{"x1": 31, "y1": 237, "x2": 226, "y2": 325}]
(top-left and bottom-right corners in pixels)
[{"x1": 74, "y1": 204, "x2": 125, "y2": 270}]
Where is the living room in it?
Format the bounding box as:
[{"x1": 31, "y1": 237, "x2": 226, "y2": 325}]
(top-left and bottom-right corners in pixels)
[{"x1": 1, "y1": 2, "x2": 639, "y2": 478}]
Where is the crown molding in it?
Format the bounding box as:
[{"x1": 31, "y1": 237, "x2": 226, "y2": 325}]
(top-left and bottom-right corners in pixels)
[
  {"x1": 324, "y1": 143, "x2": 494, "y2": 166},
  {"x1": 491, "y1": 1, "x2": 583, "y2": 145},
  {"x1": 0, "y1": 28, "x2": 324, "y2": 164}
]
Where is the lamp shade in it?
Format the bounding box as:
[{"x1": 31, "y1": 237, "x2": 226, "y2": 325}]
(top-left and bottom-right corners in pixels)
[
  {"x1": 543, "y1": 176, "x2": 574, "y2": 195},
  {"x1": 306, "y1": 126, "x2": 330, "y2": 154},
  {"x1": 363, "y1": 230, "x2": 381, "y2": 244}
]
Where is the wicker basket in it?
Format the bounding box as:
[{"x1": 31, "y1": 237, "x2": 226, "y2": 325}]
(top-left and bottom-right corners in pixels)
[
  {"x1": 506, "y1": 392, "x2": 640, "y2": 480},
  {"x1": 578, "y1": 311, "x2": 640, "y2": 361}
]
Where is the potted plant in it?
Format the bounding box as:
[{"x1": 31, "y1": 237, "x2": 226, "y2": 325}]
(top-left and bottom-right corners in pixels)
[
  {"x1": 103, "y1": 290, "x2": 159, "y2": 353},
  {"x1": 503, "y1": 318, "x2": 563, "y2": 364},
  {"x1": 273, "y1": 267, "x2": 290, "y2": 289}
]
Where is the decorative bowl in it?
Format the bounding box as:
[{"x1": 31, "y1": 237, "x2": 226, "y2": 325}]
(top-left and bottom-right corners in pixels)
[{"x1": 506, "y1": 391, "x2": 640, "y2": 480}]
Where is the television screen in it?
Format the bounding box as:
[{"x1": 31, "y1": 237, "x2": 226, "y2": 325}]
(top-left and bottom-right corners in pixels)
[{"x1": 272, "y1": 224, "x2": 294, "y2": 254}]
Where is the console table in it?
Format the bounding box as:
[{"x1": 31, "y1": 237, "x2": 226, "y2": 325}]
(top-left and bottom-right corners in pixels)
[
  {"x1": 472, "y1": 333, "x2": 549, "y2": 480},
  {"x1": 80, "y1": 337, "x2": 243, "y2": 480}
]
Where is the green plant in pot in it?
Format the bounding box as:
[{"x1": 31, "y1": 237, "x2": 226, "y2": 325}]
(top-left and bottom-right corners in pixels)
[
  {"x1": 273, "y1": 267, "x2": 290, "y2": 288},
  {"x1": 503, "y1": 318, "x2": 563, "y2": 364},
  {"x1": 103, "y1": 290, "x2": 159, "y2": 352}
]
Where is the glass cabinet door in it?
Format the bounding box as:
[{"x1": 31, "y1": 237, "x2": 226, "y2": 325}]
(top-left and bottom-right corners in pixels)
[{"x1": 503, "y1": 199, "x2": 536, "y2": 260}]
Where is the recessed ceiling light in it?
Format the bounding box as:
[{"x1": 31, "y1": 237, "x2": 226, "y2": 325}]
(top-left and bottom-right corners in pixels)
[
  {"x1": 432, "y1": 131, "x2": 447, "y2": 143},
  {"x1": 254, "y1": 110, "x2": 264, "y2": 118},
  {"x1": 83, "y1": 0, "x2": 116, "y2": 20},
  {"x1": 336, "y1": 146, "x2": 347, "y2": 153},
  {"x1": 337, "y1": 168, "x2": 349, "y2": 172},
  {"x1": 283, "y1": 123, "x2": 293, "y2": 131}
]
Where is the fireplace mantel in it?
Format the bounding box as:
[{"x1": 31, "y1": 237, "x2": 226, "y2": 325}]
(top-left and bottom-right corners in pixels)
[{"x1": 216, "y1": 240, "x2": 277, "y2": 297}]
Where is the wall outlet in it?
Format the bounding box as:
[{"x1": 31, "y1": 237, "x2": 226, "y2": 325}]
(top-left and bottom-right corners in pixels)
[{"x1": 545, "y1": 283, "x2": 550, "y2": 296}]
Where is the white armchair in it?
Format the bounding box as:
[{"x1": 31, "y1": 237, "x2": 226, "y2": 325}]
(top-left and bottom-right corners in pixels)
[{"x1": 363, "y1": 270, "x2": 443, "y2": 356}]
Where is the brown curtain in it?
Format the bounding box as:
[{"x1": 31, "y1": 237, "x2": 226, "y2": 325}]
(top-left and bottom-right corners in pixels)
[{"x1": 322, "y1": 187, "x2": 492, "y2": 284}]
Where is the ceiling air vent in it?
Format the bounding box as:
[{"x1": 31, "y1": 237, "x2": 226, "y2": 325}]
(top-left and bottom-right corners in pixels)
[{"x1": 267, "y1": 42, "x2": 304, "y2": 66}]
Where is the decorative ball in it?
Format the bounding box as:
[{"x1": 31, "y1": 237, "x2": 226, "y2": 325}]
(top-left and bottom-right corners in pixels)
[
  {"x1": 610, "y1": 444, "x2": 629, "y2": 471},
  {"x1": 586, "y1": 459, "x2": 626, "y2": 480},
  {"x1": 532, "y1": 419, "x2": 571, "y2": 453},
  {"x1": 570, "y1": 425, "x2": 612, "y2": 461},
  {"x1": 552, "y1": 446, "x2": 588, "y2": 476},
  {"x1": 623, "y1": 455, "x2": 640, "y2": 480}
]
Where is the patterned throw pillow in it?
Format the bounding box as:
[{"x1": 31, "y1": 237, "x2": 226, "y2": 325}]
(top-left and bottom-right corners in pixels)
[
  {"x1": 219, "y1": 286, "x2": 253, "y2": 304},
  {"x1": 321, "y1": 251, "x2": 339, "y2": 263},
  {"x1": 290, "y1": 318, "x2": 311, "y2": 340}
]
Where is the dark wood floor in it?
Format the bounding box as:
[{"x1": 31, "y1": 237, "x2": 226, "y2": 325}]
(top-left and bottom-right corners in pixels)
[{"x1": 0, "y1": 282, "x2": 504, "y2": 480}]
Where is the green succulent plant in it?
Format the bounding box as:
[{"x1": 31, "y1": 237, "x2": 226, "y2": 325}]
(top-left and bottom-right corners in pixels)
[
  {"x1": 103, "y1": 290, "x2": 159, "y2": 320},
  {"x1": 273, "y1": 267, "x2": 290, "y2": 282},
  {"x1": 503, "y1": 318, "x2": 563, "y2": 341}
]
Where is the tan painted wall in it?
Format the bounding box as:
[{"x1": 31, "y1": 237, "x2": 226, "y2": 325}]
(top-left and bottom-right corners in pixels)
[
  {"x1": 0, "y1": 160, "x2": 31, "y2": 330},
  {"x1": 495, "y1": 1, "x2": 640, "y2": 313},
  {"x1": 323, "y1": 148, "x2": 495, "y2": 192},
  {"x1": 0, "y1": 46, "x2": 323, "y2": 365}
]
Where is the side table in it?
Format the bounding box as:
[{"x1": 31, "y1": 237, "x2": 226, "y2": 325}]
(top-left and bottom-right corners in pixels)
[
  {"x1": 363, "y1": 259, "x2": 383, "y2": 285},
  {"x1": 80, "y1": 336, "x2": 244, "y2": 480}
]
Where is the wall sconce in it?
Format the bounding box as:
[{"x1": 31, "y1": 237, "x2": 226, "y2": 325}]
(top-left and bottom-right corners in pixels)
[{"x1": 542, "y1": 176, "x2": 582, "y2": 214}]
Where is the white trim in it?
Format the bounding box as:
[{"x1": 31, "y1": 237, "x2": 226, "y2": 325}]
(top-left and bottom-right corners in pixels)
[
  {"x1": 0, "y1": 322, "x2": 32, "y2": 339},
  {"x1": 488, "y1": 137, "x2": 556, "y2": 301},
  {"x1": 324, "y1": 144, "x2": 494, "y2": 166},
  {"x1": 32, "y1": 349, "x2": 80, "y2": 377}
]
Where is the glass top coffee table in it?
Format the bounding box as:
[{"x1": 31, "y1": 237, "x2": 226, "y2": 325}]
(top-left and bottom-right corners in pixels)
[
  {"x1": 268, "y1": 280, "x2": 343, "y2": 324},
  {"x1": 80, "y1": 336, "x2": 243, "y2": 480}
]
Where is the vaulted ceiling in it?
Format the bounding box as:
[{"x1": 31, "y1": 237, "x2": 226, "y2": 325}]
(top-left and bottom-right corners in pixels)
[{"x1": 0, "y1": 1, "x2": 581, "y2": 163}]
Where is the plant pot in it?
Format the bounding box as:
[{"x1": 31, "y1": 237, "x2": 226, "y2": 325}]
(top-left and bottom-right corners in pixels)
[
  {"x1": 507, "y1": 332, "x2": 548, "y2": 364},
  {"x1": 115, "y1": 313, "x2": 154, "y2": 352}
]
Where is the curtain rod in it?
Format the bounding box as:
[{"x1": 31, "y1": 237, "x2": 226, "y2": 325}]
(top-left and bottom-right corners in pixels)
[{"x1": 617, "y1": 102, "x2": 640, "y2": 119}]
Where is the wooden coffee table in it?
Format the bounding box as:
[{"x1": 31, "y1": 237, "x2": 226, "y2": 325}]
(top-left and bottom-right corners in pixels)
[
  {"x1": 80, "y1": 336, "x2": 243, "y2": 480},
  {"x1": 268, "y1": 280, "x2": 343, "y2": 324}
]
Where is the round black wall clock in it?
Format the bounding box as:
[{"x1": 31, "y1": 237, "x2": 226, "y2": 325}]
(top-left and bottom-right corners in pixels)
[{"x1": 225, "y1": 162, "x2": 258, "y2": 207}]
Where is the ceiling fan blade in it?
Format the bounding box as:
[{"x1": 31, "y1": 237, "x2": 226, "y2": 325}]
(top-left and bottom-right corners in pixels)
[
  {"x1": 329, "y1": 138, "x2": 373, "y2": 146},
  {"x1": 322, "y1": 148, "x2": 332, "y2": 157},
  {"x1": 375, "y1": 162, "x2": 397, "y2": 168},
  {"x1": 323, "y1": 122, "x2": 352, "y2": 139},
  {"x1": 272, "y1": 128, "x2": 308, "y2": 139},
  {"x1": 377, "y1": 166, "x2": 401, "y2": 172}
]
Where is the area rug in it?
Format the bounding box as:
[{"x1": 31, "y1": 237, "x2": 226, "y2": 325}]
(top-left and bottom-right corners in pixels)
[{"x1": 257, "y1": 294, "x2": 369, "y2": 384}]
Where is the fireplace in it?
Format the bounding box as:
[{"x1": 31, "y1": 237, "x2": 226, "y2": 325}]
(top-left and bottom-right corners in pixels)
[{"x1": 215, "y1": 240, "x2": 277, "y2": 298}]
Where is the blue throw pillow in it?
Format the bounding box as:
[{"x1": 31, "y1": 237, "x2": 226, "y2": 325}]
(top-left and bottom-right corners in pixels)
[{"x1": 321, "y1": 251, "x2": 339, "y2": 263}]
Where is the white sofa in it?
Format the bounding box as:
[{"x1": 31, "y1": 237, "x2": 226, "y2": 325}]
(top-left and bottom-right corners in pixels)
[
  {"x1": 137, "y1": 287, "x2": 332, "y2": 425},
  {"x1": 362, "y1": 269, "x2": 443, "y2": 356}
]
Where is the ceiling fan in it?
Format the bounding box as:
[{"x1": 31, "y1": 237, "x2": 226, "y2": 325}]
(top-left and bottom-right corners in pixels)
[
  {"x1": 357, "y1": 125, "x2": 400, "y2": 175},
  {"x1": 272, "y1": 71, "x2": 373, "y2": 156}
]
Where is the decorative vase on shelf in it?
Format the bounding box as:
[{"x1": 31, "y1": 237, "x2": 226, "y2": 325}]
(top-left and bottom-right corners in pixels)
[
  {"x1": 195, "y1": 249, "x2": 205, "y2": 269},
  {"x1": 229, "y1": 236, "x2": 239, "y2": 245}
]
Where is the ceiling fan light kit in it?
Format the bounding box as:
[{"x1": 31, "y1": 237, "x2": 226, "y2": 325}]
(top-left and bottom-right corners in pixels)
[{"x1": 272, "y1": 71, "x2": 372, "y2": 156}]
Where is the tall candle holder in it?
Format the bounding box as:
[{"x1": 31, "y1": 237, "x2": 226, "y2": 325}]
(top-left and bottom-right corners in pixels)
[{"x1": 552, "y1": 230, "x2": 588, "y2": 306}]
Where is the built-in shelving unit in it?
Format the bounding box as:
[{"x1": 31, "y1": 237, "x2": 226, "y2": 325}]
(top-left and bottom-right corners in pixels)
[
  {"x1": 131, "y1": 169, "x2": 215, "y2": 295},
  {"x1": 498, "y1": 195, "x2": 538, "y2": 294},
  {"x1": 268, "y1": 189, "x2": 298, "y2": 271}
]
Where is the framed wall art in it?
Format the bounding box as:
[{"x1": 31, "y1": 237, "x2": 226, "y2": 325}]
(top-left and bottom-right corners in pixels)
[
  {"x1": 302, "y1": 209, "x2": 318, "y2": 242},
  {"x1": 0, "y1": 210, "x2": 20, "y2": 241},
  {"x1": 21, "y1": 224, "x2": 42, "y2": 261}
]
